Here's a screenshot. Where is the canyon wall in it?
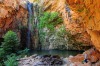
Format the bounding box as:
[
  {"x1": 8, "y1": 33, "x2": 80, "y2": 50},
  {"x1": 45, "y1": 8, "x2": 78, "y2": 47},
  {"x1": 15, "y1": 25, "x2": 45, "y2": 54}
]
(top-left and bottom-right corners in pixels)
[
  {"x1": 43, "y1": 0, "x2": 92, "y2": 48},
  {"x1": 66, "y1": 0, "x2": 100, "y2": 52},
  {"x1": 43, "y1": 0, "x2": 100, "y2": 51},
  {"x1": 0, "y1": 0, "x2": 28, "y2": 38},
  {"x1": 1, "y1": 0, "x2": 100, "y2": 51}
]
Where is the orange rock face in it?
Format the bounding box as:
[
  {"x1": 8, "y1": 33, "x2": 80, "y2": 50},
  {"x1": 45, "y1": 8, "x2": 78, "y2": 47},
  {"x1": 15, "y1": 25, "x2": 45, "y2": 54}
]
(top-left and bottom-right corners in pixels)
[
  {"x1": 43, "y1": 0, "x2": 100, "y2": 51},
  {"x1": 43, "y1": 0, "x2": 92, "y2": 47},
  {"x1": 69, "y1": 49, "x2": 100, "y2": 65},
  {"x1": 66, "y1": 0, "x2": 100, "y2": 51},
  {"x1": 0, "y1": 0, "x2": 28, "y2": 37}
]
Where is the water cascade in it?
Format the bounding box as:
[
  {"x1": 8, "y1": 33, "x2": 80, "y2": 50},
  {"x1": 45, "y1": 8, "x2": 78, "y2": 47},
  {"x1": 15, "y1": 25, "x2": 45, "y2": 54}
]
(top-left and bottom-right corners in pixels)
[
  {"x1": 27, "y1": 1, "x2": 33, "y2": 49},
  {"x1": 26, "y1": 1, "x2": 41, "y2": 49}
]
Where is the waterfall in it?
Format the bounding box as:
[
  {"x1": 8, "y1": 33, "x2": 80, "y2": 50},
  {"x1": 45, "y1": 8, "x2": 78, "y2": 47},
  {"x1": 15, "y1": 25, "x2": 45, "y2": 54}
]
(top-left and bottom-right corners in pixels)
[
  {"x1": 27, "y1": 1, "x2": 33, "y2": 49},
  {"x1": 26, "y1": 1, "x2": 42, "y2": 49}
]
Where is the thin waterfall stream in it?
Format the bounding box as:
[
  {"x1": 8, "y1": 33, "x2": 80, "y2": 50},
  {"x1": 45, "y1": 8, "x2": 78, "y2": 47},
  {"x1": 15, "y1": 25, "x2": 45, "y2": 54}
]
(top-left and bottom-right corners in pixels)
[{"x1": 27, "y1": 1, "x2": 33, "y2": 49}]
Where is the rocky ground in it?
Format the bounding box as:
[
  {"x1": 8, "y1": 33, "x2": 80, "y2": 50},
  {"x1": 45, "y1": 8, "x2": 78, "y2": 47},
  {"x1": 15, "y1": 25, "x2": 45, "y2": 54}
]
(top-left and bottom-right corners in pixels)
[
  {"x1": 18, "y1": 48, "x2": 100, "y2": 66},
  {"x1": 18, "y1": 54, "x2": 64, "y2": 66},
  {"x1": 68, "y1": 48, "x2": 100, "y2": 66}
]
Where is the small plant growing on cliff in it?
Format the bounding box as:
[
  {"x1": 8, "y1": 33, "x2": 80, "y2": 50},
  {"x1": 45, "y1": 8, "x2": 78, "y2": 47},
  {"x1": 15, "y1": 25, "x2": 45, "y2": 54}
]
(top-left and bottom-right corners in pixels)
[
  {"x1": 1, "y1": 31, "x2": 20, "y2": 54},
  {"x1": 39, "y1": 12, "x2": 63, "y2": 30}
]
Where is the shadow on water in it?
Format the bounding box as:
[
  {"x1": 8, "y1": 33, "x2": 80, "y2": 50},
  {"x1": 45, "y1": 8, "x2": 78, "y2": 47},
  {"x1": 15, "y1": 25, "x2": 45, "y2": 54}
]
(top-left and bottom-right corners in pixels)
[{"x1": 29, "y1": 50, "x2": 83, "y2": 58}]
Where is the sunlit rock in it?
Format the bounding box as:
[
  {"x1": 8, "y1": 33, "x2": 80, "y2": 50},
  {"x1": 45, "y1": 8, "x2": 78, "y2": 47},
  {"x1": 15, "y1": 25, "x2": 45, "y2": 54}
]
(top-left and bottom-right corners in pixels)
[{"x1": 0, "y1": 0, "x2": 28, "y2": 38}]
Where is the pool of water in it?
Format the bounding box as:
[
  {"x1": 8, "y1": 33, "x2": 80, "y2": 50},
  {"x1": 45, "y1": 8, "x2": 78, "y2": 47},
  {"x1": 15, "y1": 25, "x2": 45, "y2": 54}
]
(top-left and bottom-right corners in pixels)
[{"x1": 29, "y1": 50, "x2": 83, "y2": 58}]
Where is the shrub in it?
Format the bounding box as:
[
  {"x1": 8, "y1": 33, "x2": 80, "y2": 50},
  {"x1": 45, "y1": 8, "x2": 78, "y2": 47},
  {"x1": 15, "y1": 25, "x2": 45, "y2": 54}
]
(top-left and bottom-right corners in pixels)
[
  {"x1": 17, "y1": 48, "x2": 29, "y2": 57},
  {"x1": 0, "y1": 48, "x2": 5, "y2": 59},
  {"x1": 38, "y1": 12, "x2": 63, "y2": 49},
  {"x1": 49, "y1": 25, "x2": 70, "y2": 50},
  {"x1": 39, "y1": 12, "x2": 63, "y2": 31},
  {"x1": 4, "y1": 54, "x2": 19, "y2": 66},
  {"x1": 1, "y1": 31, "x2": 20, "y2": 53}
]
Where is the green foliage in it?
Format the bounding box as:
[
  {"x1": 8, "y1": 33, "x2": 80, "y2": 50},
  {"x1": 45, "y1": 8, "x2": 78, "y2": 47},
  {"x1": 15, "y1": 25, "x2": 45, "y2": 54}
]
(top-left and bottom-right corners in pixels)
[
  {"x1": 17, "y1": 48, "x2": 29, "y2": 57},
  {"x1": 49, "y1": 25, "x2": 71, "y2": 50},
  {"x1": 0, "y1": 63, "x2": 3, "y2": 66},
  {"x1": 19, "y1": 25, "x2": 27, "y2": 30},
  {"x1": 0, "y1": 31, "x2": 30, "y2": 66},
  {"x1": 1, "y1": 31, "x2": 20, "y2": 53},
  {"x1": 0, "y1": 48, "x2": 5, "y2": 59},
  {"x1": 39, "y1": 12, "x2": 63, "y2": 31},
  {"x1": 56, "y1": 25, "x2": 67, "y2": 37},
  {"x1": 4, "y1": 54, "x2": 19, "y2": 66},
  {"x1": 38, "y1": 12, "x2": 63, "y2": 49}
]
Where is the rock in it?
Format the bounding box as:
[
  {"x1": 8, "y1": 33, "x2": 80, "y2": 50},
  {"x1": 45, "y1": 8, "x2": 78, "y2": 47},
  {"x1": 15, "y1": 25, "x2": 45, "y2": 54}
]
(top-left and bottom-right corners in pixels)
[
  {"x1": 69, "y1": 54, "x2": 84, "y2": 63},
  {"x1": 66, "y1": 49, "x2": 100, "y2": 66},
  {"x1": 31, "y1": 54, "x2": 38, "y2": 58},
  {"x1": 42, "y1": 55, "x2": 51, "y2": 58},
  {"x1": 43, "y1": 0, "x2": 92, "y2": 51},
  {"x1": 32, "y1": 61, "x2": 44, "y2": 66},
  {"x1": 69, "y1": 55, "x2": 73, "y2": 58},
  {"x1": 69, "y1": 62, "x2": 91, "y2": 66},
  {"x1": 51, "y1": 55, "x2": 60, "y2": 59},
  {"x1": 0, "y1": 0, "x2": 28, "y2": 38},
  {"x1": 18, "y1": 54, "x2": 64, "y2": 66},
  {"x1": 94, "y1": 60, "x2": 100, "y2": 66}
]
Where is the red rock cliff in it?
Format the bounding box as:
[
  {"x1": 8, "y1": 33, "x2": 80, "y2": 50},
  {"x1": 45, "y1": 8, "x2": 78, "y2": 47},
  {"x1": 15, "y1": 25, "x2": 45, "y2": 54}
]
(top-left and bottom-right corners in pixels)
[
  {"x1": 42, "y1": 0, "x2": 100, "y2": 51},
  {"x1": 66, "y1": 0, "x2": 100, "y2": 52},
  {"x1": 0, "y1": 0, "x2": 28, "y2": 37},
  {"x1": 43, "y1": 0, "x2": 92, "y2": 48}
]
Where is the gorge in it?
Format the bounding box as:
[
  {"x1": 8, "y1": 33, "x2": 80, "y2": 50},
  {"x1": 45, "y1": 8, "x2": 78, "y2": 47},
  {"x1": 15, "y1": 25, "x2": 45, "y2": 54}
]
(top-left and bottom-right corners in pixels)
[{"x1": 0, "y1": 0, "x2": 100, "y2": 66}]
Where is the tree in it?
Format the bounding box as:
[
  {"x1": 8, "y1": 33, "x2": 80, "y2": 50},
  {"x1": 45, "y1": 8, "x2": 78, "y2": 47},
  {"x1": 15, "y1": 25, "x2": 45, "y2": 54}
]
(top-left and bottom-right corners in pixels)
[{"x1": 1, "y1": 31, "x2": 20, "y2": 53}]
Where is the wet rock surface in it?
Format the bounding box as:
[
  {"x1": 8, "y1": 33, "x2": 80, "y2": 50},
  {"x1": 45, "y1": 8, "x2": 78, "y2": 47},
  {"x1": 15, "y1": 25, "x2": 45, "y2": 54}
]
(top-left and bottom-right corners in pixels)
[{"x1": 18, "y1": 54, "x2": 64, "y2": 66}]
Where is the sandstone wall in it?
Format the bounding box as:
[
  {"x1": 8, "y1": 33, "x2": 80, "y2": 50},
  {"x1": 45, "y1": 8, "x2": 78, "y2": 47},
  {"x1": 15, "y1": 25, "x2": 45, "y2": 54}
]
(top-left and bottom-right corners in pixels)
[
  {"x1": 0, "y1": 0, "x2": 28, "y2": 37},
  {"x1": 66, "y1": 0, "x2": 100, "y2": 51},
  {"x1": 43, "y1": 0, "x2": 92, "y2": 48},
  {"x1": 43, "y1": 0, "x2": 100, "y2": 51}
]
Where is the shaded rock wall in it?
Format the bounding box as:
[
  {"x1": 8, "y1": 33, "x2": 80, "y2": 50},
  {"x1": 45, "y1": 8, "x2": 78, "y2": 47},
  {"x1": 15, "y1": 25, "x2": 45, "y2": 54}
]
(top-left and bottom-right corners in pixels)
[{"x1": 0, "y1": 0, "x2": 28, "y2": 38}]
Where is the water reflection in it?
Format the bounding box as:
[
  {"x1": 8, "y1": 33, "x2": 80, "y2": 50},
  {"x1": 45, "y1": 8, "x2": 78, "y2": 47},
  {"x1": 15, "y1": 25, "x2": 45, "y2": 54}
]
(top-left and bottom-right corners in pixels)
[{"x1": 29, "y1": 50, "x2": 83, "y2": 58}]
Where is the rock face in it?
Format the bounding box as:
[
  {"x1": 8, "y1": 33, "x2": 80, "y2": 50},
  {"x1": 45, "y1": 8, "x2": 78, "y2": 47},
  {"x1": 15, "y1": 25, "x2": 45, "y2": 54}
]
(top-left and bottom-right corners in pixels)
[
  {"x1": 0, "y1": 0, "x2": 28, "y2": 38},
  {"x1": 43, "y1": 0, "x2": 92, "y2": 49},
  {"x1": 68, "y1": 48, "x2": 100, "y2": 66},
  {"x1": 66, "y1": 0, "x2": 100, "y2": 52},
  {"x1": 42, "y1": 0, "x2": 100, "y2": 51},
  {"x1": 18, "y1": 54, "x2": 64, "y2": 66}
]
